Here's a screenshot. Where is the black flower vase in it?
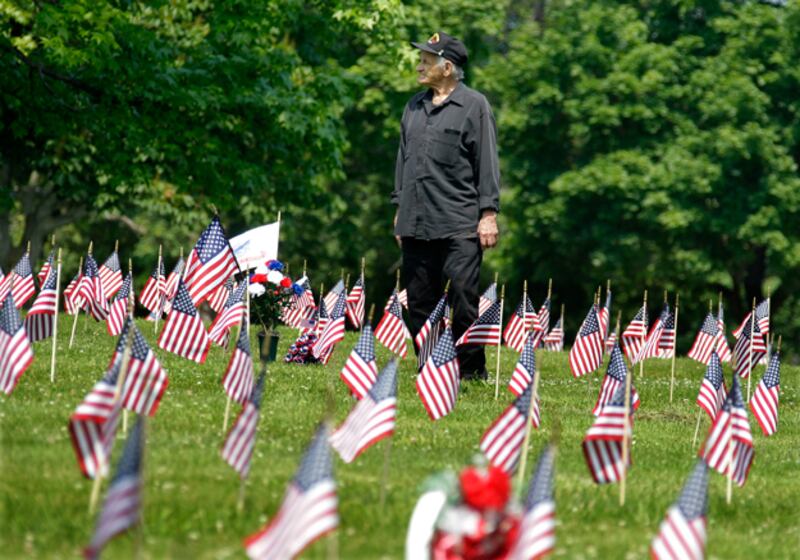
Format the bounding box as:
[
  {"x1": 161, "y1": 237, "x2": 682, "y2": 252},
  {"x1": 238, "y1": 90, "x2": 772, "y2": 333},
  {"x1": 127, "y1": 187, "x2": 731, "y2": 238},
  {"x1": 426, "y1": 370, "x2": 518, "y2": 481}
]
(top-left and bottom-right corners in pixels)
[{"x1": 257, "y1": 329, "x2": 281, "y2": 363}]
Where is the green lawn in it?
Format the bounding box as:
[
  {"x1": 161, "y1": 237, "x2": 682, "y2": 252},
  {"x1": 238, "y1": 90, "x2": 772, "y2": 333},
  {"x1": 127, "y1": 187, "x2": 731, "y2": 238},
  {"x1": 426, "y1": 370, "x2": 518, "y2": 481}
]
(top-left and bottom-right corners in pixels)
[{"x1": 1, "y1": 317, "x2": 798, "y2": 559}]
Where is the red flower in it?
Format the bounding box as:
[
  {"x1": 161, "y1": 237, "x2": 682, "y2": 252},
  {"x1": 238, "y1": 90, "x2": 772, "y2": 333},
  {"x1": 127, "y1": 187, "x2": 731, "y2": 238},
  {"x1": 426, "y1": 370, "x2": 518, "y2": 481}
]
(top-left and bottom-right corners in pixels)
[
  {"x1": 280, "y1": 277, "x2": 292, "y2": 288},
  {"x1": 250, "y1": 273, "x2": 268, "y2": 284},
  {"x1": 459, "y1": 466, "x2": 510, "y2": 512}
]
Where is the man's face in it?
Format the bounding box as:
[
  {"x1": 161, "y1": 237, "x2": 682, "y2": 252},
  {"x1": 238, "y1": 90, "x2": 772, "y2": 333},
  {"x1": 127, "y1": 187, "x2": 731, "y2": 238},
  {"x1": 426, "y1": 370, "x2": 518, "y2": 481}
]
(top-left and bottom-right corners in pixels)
[{"x1": 416, "y1": 51, "x2": 449, "y2": 86}]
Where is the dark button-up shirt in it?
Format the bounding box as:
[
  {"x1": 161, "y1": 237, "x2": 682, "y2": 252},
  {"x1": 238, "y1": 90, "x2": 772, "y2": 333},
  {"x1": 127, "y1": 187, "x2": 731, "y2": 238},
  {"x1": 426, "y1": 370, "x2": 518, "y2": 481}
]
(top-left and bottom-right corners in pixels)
[{"x1": 392, "y1": 82, "x2": 500, "y2": 240}]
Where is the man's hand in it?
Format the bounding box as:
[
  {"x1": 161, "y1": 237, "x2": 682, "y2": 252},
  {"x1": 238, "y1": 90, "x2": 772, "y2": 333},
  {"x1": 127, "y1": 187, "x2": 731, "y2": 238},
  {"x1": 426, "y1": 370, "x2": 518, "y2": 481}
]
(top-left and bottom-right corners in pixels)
[
  {"x1": 393, "y1": 211, "x2": 401, "y2": 248},
  {"x1": 477, "y1": 210, "x2": 499, "y2": 250}
]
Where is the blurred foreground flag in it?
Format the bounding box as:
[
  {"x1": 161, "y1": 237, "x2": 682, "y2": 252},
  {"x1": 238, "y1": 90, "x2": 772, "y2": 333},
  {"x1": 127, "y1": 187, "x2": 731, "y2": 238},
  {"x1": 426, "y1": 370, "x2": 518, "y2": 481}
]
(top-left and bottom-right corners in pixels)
[
  {"x1": 230, "y1": 221, "x2": 280, "y2": 271},
  {"x1": 245, "y1": 423, "x2": 338, "y2": 560}
]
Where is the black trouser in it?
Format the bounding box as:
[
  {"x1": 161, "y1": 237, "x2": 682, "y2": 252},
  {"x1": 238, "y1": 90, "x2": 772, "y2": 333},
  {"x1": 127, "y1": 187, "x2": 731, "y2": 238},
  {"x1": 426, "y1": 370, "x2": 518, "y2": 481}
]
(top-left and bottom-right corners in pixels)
[{"x1": 402, "y1": 237, "x2": 484, "y2": 376}]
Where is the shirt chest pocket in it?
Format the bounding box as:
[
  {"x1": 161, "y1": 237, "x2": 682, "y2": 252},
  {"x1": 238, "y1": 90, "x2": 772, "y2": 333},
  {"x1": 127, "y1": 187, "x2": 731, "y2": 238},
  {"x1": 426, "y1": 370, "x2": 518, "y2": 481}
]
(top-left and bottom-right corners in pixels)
[{"x1": 428, "y1": 128, "x2": 462, "y2": 167}]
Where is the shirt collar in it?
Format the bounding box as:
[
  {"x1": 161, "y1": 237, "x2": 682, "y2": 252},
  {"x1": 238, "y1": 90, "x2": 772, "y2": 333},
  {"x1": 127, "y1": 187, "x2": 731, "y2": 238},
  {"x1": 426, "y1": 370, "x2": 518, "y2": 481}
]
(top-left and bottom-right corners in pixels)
[{"x1": 419, "y1": 82, "x2": 466, "y2": 109}]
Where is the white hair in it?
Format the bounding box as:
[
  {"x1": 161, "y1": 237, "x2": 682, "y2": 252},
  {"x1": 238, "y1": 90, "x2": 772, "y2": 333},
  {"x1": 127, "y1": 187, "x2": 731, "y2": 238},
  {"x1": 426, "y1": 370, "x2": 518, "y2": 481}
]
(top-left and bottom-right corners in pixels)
[{"x1": 437, "y1": 56, "x2": 464, "y2": 81}]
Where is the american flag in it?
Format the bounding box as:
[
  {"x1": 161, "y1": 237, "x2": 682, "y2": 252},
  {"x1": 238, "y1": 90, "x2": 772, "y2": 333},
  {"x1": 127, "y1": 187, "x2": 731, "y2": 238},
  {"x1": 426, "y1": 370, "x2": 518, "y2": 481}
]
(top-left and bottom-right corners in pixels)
[
  {"x1": 592, "y1": 345, "x2": 640, "y2": 416},
  {"x1": 158, "y1": 279, "x2": 211, "y2": 364},
  {"x1": 687, "y1": 312, "x2": 720, "y2": 365},
  {"x1": 397, "y1": 287, "x2": 409, "y2": 309},
  {"x1": 115, "y1": 318, "x2": 168, "y2": 416},
  {"x1": 750, "y1": 349, "x2": 781, "y2": 437},
  {"x1": 479, "y1": 282, "x2": 498, "y2": 317},
  {"x1": 63, "y1": 264, "x2": 83, "y2": 315},
  {"x1": 636, "y1": 303, "x2": 671, "y2": 362},
  {"x1": 416, "y1": 327, "x2": 460, "y2": 421},
  {"x1": 598, "y1": 290, "x2": 612, "y2": 342},
  {"x1": 716, "y1": 304, "x2": 732, "y2": 363},
  {"x1": 375, "y1": 291, "x2": 408, "y2": 358},
  {"x1": 568, "y1": 305, "x2": 604, "y2": 378},
  {"x1": 733, "y1": 299, "x2": 770, "y2": 339},
  {"x1": 0, "y1": 291, "x2": 35, "y2": 394},
  {"x1": 315, "y1": 296, "x2": 330, "y2": 336},
  {"x1": 294, "y1": 275, "x2": 315, "y2": 310},
  {"x1": 621, "y1": 305, "x2": 648, "y2": 363},
  {"x1": 222, "y1": 318, "x2": 255, "y2": 405},
  {"x1": 323, "y1": 279, "x2": 345, "y2": 314},
  {"x1": 414, "y1": 293, "x2": 449, "y2": 370},
  {"x1": 244, "y1": 424, "x2": 338, "y2": 560},
  {"x1": 657, "y1": 304, "x2": 676, "y2": 359},
  {"x1": 85, "y1": 417, "x2": 144, "y2": 560},
  {"x1": 530, "y1": 297, "x2": 551, "y2": 348},
  {"x1": 696, "y1": 352, "x2": 726, "y2": 421},
  {"x1": 340, "y1": 324, "x2": 378, "y2": 400},
  {"x1": 330, "y1": 358, "x2": 397, "y2": 463},
  {"x1": 699, "y1": 375, "x2": 754, "y2": 487},
  {"x1": 106, "y1": 272, "x2": 133, "y2": 336},
  {"x1": 98, "y1": 250, "x2": 123, "y2": 298},
  {"x1": 138, "y1": 259, "x2": 166, "y2": 315},
  {"x1": 24, "y1": 265, "x2": 58, "y2": 342},
  {"x1": 582, "y1": 384, "x2": 635, "y2": 484},
  {"x1": 543, "y1": 316, "x2": 563, "y2": 352},
  {"x1": 221, "y1": 373, "x2": 265, "y2": 478},
  {"x1": 345, "y1": 276, "x2": 366, "y2": 329},
  {"x1": 650, "y1": 460, "x2": 709, "y2": 560},
  {"x1": 4, "y1": 252, "x2": 36, "y2": 308},
  {"x1": 164, "y1": 255, "x2": 185, "y2": 302},
  {"x1": 457, "y1": 299, "x2": 502, "y2": 346},
  {"x1": 77, "y1": 254, "x2": 109, "y2": 321},
  {"x1": 732, "y1": 314, "x2": 766, "y2": 378},
  {"x1": 37, "y1": 248, "x2": 55, "y2": 285},
  {"x1": 313, "y1": 291, "x2": 348, "y2": 362},
  {"x1": 508, "y1": 332, "x2": 536, "y2": 402},
  {"x1": 184, "y1": 216, "x2": 239, "y2": 306},
  {"x1": 283, "y1": 299, "x2": 316, "y2": 330},
  {"x1": 208, "y1": 277, "x2": 234, "y2": 314},
  {"x1": 209, "y1": 282, "x2": 247, "y2": 347},
  {"x1": 503, "y1": 294, "x2": 536, "y2": 352},
  {"x1": 605, "y1": 331, "x2": 617, "y2": 353},
  {"x1": 68, "y1": 357, "x2": 124, "y2": 479},
  {"x1": 480, "y1": 382, "x2": 538, "y2": 473},
  {"x1": 508, "y1": 445, "x2": 556, "y2": 560}
]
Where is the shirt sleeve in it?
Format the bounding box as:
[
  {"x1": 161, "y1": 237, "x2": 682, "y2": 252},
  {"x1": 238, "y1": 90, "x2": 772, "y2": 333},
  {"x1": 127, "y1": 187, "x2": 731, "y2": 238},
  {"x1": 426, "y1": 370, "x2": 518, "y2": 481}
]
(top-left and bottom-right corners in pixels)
[
  {"x1": 473, "y1": 98, "x2": 501, "y2": 213},
  {"x1": 391, "y1": 106, "x2": 408, "y2": 206}
]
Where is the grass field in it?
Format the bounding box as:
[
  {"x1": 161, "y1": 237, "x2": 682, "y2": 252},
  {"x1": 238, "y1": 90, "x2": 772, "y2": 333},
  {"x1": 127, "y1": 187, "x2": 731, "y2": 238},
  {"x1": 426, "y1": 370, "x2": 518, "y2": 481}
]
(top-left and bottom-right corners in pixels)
[{"x1": 1, "y1": 316, "x2": 798, "y2": 559}]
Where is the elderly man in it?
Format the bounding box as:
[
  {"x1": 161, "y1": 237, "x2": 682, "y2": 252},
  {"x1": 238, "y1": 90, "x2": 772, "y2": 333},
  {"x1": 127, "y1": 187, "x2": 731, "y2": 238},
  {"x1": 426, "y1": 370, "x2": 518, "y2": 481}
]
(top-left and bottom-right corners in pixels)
[{"x1": 392, "y1": 31, "x2": 500, "y2": 380}]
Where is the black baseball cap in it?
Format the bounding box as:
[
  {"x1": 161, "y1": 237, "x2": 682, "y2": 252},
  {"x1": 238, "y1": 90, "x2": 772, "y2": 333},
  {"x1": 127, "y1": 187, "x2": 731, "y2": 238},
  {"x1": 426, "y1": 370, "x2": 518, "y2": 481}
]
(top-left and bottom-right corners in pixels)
[{"x1": 411, "y1": 31, "x2": 468, "y2": 67}]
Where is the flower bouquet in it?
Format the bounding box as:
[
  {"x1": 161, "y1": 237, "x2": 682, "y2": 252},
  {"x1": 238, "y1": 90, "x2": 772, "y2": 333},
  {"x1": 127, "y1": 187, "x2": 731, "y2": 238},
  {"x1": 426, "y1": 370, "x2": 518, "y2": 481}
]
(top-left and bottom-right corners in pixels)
[
  {"x1": 247, "y1": 259, "x2": 306, "y2": 361},
  {"x1": 406, "y1": 461, "x2": 520, "y2": 560}
]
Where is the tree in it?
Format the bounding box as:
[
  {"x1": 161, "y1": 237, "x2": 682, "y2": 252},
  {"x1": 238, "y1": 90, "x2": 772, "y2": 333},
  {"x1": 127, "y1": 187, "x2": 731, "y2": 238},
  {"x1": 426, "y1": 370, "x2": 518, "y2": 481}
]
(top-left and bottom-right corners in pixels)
[
  {"x1": 477, "y1": 0, "x2": 800, "y2": 338},
  {"x1": 1, "y1": 0, "x2": 402, "y2": 268}
]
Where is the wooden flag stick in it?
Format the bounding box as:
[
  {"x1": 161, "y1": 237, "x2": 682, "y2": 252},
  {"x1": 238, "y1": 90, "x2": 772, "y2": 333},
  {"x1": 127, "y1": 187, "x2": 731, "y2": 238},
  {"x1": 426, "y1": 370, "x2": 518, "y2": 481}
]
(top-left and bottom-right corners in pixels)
[
  {"x1": 547, "y1": 278, "x2": 552, "y2": 300},
  {"x1": 494, "y1": 284, "x2": 505, "y2": 400},
  {"x1": 515, "y1": 366, "x2": 541, "y2": 491},
  {"x1": 315, "y1": 283, "x2": 325, "y2": 337},
  {"x1": 692, "y1": 409, "x2": 703, "y2": 449},
  {"x1": 395, "y1": 270, "x2": 400, "y2": 292},
  {"x1": 90, "y1": 304, "x2": 135, "y2": 514},
  {"x1": 302, "y1": 259, "x2": 307, "y2": 277},
  {"x1": 746, "y1": 297, "x2": 756, "y2": 403},
  {"x1": 26, "y1": 239, "x2": 31, "y2": 253},
  {"x1": 765, "y1": 289, "x2": 772, "y2": 357},
  {"x1": 379, "y1": 438, "x2": 393, "y2": 509},
  {"x1": 359, "y1": 258, "x2": 366, "y2": 332},
  {"x1": 669, "y1": 293, "x2": 680, "y2": 403},
  {"x1": 237, "y1": 475, "x2": 247, "y2": 513},
  {"x1": 114, "y1": 239, "x2": 119, "y2": 253},
  {"x1": 50, "y1": 248, "x2": 62, "y2": 383},
  {"x1": 523, "y1": 280, "x2": 529, "y2": 334},
  {"x1": 639, "y1": 290, "x2": 648, "y2": 379},
  {"x1": 620, "y1": 346, "x2": 633, "y2": 506},
  {"x1": 154, "y1": 245, "x2": 163, "y2": 334},
  {"x1": 222, "y1": 396, "x2": 233, "y2": 435},
  {"x1": 367, "y1": 303, "x2": 376, "y2": 327},
  {"x1": 725, "y1": 414, "x2": 735, "y2": 504},
  {"x1": 69, "y1": 256, "x2": 85, "y2": 349},
  {"x1": 494, "y1": 271, "x2": 499, "y2": 285}
]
